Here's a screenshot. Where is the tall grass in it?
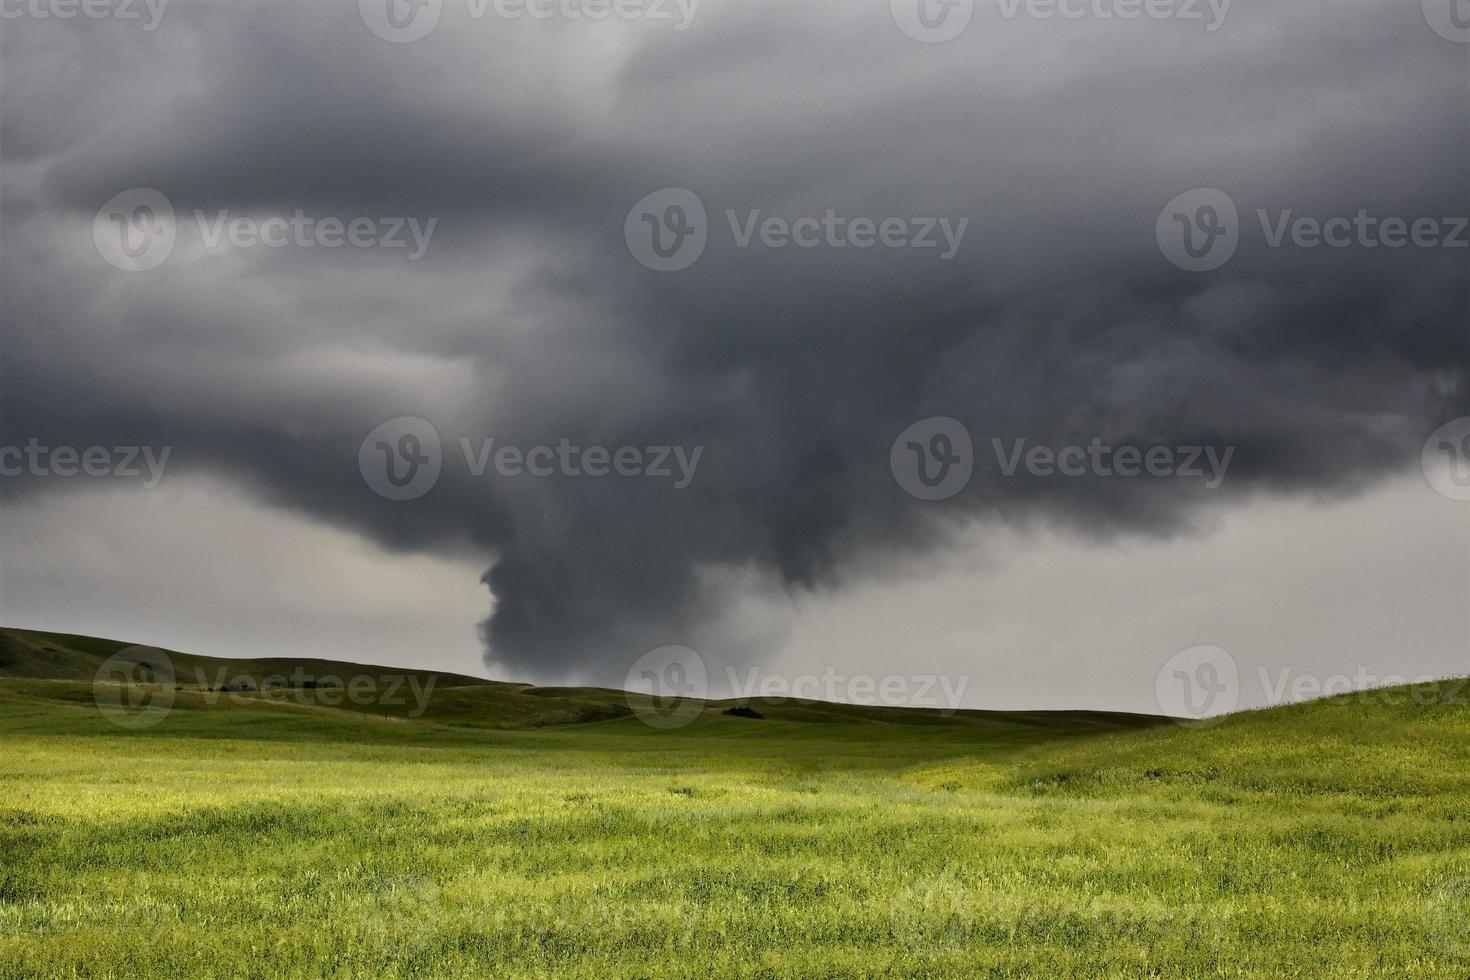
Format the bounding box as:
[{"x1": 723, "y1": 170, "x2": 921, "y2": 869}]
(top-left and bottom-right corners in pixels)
[{"x1": 2, "y1": 683, "x2": 1469, "y2": 977}]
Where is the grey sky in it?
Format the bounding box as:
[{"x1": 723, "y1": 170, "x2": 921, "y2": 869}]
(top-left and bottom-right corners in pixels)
[{"x1": 1, "y1": 0, "x2": 1466, "y2": 707}]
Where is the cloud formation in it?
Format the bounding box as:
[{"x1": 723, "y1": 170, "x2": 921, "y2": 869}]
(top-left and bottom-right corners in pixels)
[{"x1": 1, "y1": 0, "x2": 1465, "y2": 682}]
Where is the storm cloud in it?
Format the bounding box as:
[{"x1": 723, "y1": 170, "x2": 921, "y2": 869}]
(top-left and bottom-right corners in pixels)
[{"x1": 1, "y1": 0, "x2": 1465, "y2": 683}]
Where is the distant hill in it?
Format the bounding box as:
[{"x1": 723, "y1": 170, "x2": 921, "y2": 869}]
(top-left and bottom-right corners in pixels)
[
  {"x1": 0, "y1": 626, "x2": 490, "y2": 687},
  {"x1": 0, "y1": 626, "x2": 1171, "y2": 734}
]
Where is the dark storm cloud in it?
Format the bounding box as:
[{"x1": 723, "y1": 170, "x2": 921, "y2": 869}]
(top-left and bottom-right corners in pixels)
[{"x1": 1, "y1": 0, "x2": 1465, "y2": 682}]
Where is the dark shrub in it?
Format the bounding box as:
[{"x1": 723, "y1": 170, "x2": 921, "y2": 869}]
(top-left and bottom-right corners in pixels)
[{"x1": 723, "y1": 706, "x2": 764, "y2": 719}]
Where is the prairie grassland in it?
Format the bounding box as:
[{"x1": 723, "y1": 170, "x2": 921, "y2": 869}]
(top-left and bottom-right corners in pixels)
[{"x1": 3, "y1": 672, "x2": 1470, "y2": 978}]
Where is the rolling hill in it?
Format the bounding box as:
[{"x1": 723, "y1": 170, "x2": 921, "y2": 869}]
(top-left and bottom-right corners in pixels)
[
  {"x1": 0, "y1": 626, "x2": 1168, "y2": 735},
  {"x1": 3, "y1": 626, "x2": 1469, "y2": 977}
]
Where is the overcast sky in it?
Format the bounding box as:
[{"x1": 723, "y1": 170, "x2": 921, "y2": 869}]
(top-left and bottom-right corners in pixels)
[{"x1": 1, "y1": 0, "x2": 1466, "y2": 714}]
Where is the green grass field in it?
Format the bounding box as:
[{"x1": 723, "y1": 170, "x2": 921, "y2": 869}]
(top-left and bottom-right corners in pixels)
[{"x1": 3, "y1": 628, "x2": 1470, "y2": 977}]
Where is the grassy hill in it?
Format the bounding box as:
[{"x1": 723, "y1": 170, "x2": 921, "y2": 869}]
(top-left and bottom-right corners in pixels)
[
  {"x1": 2, "y1": 627, "x2": 1469, "y2": 977},
  {"x1": 0, "y1": 624, "x2": 491, "y2": 689},
  {"x1": 0, "y1": 627, "x2": 1165, "y2": 735}
]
